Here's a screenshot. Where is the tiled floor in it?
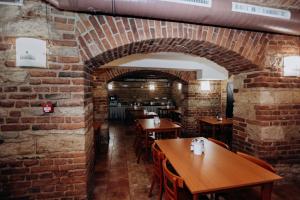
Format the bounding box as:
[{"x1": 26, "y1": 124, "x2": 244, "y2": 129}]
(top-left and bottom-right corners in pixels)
[{"x1": 93, "y1": 122, "x2": 300, "y2": 200}]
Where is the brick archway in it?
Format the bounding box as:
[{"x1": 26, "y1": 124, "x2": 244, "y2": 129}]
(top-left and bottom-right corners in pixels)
[
  {"x1": 94, "y1": 67, "x2": 196, "y2": 83},
  {"x1": 76, "y1": 15, "x2": 267, "y2": 73}
]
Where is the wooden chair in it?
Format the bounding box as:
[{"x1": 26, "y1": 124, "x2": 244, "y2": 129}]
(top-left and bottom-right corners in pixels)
[
  {"x1": 208, "y1": 138, "x2": 229, "y2": 149},
  {"x1": 135, "y1": 123, "x2": 155, "y2": 163},
  {"x1": 148, "y1": 143, "x2": 165, "y2": 199},
  {"x1": 236, "y1": 152, "x2": 276, "y2": 173},
  {"x1": 162, "y1": 158, "x2": 184, "y2": 200}
]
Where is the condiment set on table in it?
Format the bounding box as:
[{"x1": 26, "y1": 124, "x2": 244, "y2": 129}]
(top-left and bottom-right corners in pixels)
[
  {"x1": 190, "y1": 138, "x2": 205, "y2": 155},
  {"x1": 153, "y1": 116, "x2": 160, "y2": 125}
]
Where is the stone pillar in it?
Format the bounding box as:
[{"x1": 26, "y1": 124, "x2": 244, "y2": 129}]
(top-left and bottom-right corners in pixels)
[
  {"x1": 182, "y1": 80, "x2": 222, "y2": 134},
  {"x1": 232, "y1": 72, "x2": 300, "y2": 182},
  {"x1": 93, "y1": 80, "x2": 108, "y2": 124},
  {"x1": 0, "y1": 1, "x2": 92, "y2": 199}
]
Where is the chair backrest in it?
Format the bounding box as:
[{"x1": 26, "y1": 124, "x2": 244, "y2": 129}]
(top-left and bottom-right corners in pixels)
[
  {"x1": 162, "y1": 159, "x2": 184, "y2": 200},
  {"x1": 152, "y1": 143, "x2": 165, "y2": 178},
  {"x1": 208, "y1": 138, "x2": 229, "y2": 149},
  {"x1": 237, "y1": 152, "x2": 276, "y2": 173}
]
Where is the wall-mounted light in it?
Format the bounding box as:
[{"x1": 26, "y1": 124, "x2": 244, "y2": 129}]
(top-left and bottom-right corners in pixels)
[
  {"x1": 149, "y1": 83, "x2": 155, "y2": 91},
  {"x1": 178, "y1": 83, "x2": 182, "y2": 90},
  {"x1": 283, "y1": 56, "x2": 300, "y2": 77},
  {"x1": 108, "y1": 83, "x2": 113, "y2": 90},
  {"x1": 200, "y1": 81, "x2": 210, "y2": 91}
]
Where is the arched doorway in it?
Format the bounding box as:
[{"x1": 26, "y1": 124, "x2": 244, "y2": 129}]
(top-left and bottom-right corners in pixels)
[
  {"x1": 76, "y1": 15, "x2": 265, "y2": 197},
  {"x1": 92, "y1": 68, "x2": 193, "y2": 123}
]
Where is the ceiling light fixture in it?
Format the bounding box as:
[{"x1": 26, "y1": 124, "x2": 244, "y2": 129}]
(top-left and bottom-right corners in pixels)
[
  {"x1": 108, "y1": 83, "x2": 113, "y2": 90},
  {"x1": 178, "y1": 83, "x2": 182, "y2": 90},
  {"x1": 149, "y1": 83, "x2": 155, "y2": 91}
]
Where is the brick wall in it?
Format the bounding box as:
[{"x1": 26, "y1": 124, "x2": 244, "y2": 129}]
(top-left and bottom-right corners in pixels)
[
  {"x1": 0, "y1": 1, "x2": 93, "y2": 199},
  {"x1": 231, "y1": 35, "x2": 300, "y2": 182},
  {"x1": 92, "y1": 68, "x2": 196, "y2": 123},
  {"x1": 108, "y1": 81, "x2": 173, "y2": 104},
  {"x1": 182, "y1": 80, "x2": 224, "y2": 132},
  {"x1": 1, "y1": 0, "x2": 300, "y2": 198},
  {"x1": 171, "y1": 81, "x2": 184, "y2": 108}
]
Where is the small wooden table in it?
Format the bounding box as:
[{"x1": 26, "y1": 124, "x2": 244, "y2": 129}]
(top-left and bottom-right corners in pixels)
[
  {"x1": 199, "y1": 117, "x2": 233, "y2": 138},
  {"x1": 156, "y1": 138, "x2": 282, "y2": 200},
  {"x1": 137, "y1": 118, "x2": 181, "y2": 158}
]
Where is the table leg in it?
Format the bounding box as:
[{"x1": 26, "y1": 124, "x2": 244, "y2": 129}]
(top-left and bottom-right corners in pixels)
[
  {"x1": 261, "y1": 182, "x2": 273, "y2": 200},
  {"x1": 145, "y1": 130, "x2": 149, "y2": 161},
  {"x1": 193, "y1": 194, "x2": 199, "y2": 200}
]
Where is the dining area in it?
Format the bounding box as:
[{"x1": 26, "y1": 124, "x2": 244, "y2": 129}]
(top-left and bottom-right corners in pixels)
[
  {"x1": 93, "y1": 113, "x2": 293, "y2": 200},
  {"x1": 1, "y1": 0, "x2": 300, "y2": 200},
  {"x1": 127, "y1": 110, "x2": 282, "y2": 200}
]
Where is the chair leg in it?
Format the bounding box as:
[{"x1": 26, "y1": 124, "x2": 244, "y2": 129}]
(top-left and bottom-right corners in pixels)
[
  {"x1": 148, "y1": 175, "x2": 156, "y2": 197},
  {"x1": 137, "y1": 147, "x2": 143, "y2": 163},
  {"x1": 158, "y1": 178, "x2": 163, "y2": 200}
]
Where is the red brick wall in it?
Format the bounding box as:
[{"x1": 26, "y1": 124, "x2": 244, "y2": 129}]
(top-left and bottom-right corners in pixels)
[
  {"x1": 1, "y1": 152, "x2": 87, "y2": 199},
  {"x1": 182, "y1": 80, "x2": 224, "y2": 132},
  {"x1": 108, "y1": 81, "x2": 173, "y2": 104},
  {"x1": 1, "y1": 1, "x2": 300, "y2": 198},
  {"x1": 76, "y1": 16, "x2": 267, "y2": 74},
  {"x1": 231, "y1": 35, "x2": 300, "y2": 181},
  {"x1": 0, "y1": 1, "x2": 93, "y2": 199}
]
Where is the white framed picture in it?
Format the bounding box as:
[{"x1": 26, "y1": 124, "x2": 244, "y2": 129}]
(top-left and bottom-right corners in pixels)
[{"x1": 16, "y1": 38, "x2": 47, "y2": 68}]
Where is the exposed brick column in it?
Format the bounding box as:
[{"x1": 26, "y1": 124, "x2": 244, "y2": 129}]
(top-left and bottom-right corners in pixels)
[
  {"x1": 0, "y1": 1, "x2": 93, "y2": 199},
  {"x1": 182, "y1": 80, "x2": 223, "y2": 134},
  {"x1": 93, "y1": 80, "x2": 108, "y2": 124},
  {"x1": 232, "y1": 70, "x2": 300, "y2": 182}
]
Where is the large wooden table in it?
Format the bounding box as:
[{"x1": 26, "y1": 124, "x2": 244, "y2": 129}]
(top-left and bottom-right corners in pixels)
[
  {"x1": 156, "y1": 138, "x2": 282, "y2": 200},
  {"x1": 199, "y1": 117, "x2": 233, "y2": 138},
  {"x1": 137, "y1": 118, "x2": 181, "y2": 158}
]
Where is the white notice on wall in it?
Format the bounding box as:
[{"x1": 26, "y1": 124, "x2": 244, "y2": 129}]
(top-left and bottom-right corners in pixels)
[{"x1": 16, "y1": 38, "x2": 46, "y2": 68}]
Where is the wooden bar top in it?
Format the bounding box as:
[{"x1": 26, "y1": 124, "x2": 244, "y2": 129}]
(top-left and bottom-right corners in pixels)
[
  {"x1": 137, "y1": 118, "x2": 181, "y2": 131},
  {"x1": 155, "y1": 138, "x2": 282, "y2": 194},
  {"x1": 199, "y1": 116, "x2": 233, "y2": 125}
]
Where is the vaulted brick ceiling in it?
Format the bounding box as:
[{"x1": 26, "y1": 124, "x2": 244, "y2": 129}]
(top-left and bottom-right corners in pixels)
[
  {"x1": 87, "y1": 38, "x2": 258, "y2": 74},
  {"x1": 238, "y1": 0, "x2": 300, "y2": 10}
]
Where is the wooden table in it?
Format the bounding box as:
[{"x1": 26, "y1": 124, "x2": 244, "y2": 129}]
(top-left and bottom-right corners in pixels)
[
  {"x1": 199, "y1": 117, "x2": 233, "y2": 138},
  {"x1": 156, "y1": 138, "x2": 282, "y2": 200},
  {"x1": 137, "y1": 118, "x2": 181, "y2": 158}
]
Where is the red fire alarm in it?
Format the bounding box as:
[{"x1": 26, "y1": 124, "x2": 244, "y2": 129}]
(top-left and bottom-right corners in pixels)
[{"x1": 42, "y1": 102, "x2": 54, "y2": 113}]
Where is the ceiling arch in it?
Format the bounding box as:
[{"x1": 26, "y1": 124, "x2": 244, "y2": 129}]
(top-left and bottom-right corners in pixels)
[{"x1": 76, "y1": 15, "x2": 268, "y2": 74}]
